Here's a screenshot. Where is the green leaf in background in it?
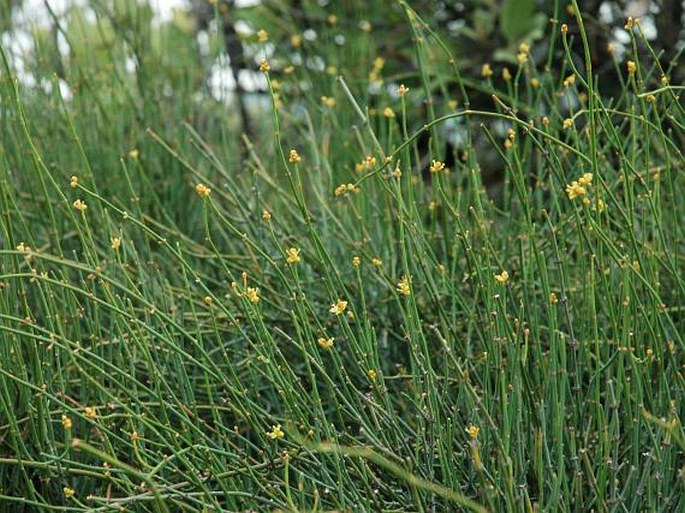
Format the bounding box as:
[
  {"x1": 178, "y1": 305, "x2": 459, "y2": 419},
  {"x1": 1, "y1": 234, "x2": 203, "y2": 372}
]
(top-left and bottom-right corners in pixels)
[{"x1": 500, "y1": 0, "x2": 536, "y2": 44}]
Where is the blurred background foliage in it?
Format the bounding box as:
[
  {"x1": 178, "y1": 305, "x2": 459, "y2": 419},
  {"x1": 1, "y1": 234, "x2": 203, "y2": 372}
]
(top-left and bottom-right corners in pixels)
[
  {"x1": 0, "y1": 0, "x2": 683, "y2": 227},
  {"x1": 3, "y1": 0, "x2": 683, "y2": 123}
]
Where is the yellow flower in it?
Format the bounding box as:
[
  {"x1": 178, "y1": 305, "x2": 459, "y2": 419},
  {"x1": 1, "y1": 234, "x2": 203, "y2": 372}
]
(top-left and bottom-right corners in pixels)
[
  {"x1": 70, "y1": 175, "x2": 78, "y2": 188},
  {"x1": 371, "y1": 257, "x2": 382, "y2": 267},
  {"x1": 262, "y1": 210, "x2": 272, "y2": 221},
  {"x1": 519, "y1": 42, "x2": 531, "y2": 55},
  {"x1": 266, "y1": 424, "x2": 285, "y2": 440},
  {"x1": 329, "y1": 299, "x2": 348, "y2": 315},
  {"x1": 352, "y1": 256, "x2": 361, "y2": 267},
  {"x1": 627, "y1": 60, "x2": 637, "y2": 75},
  {"x1": 517, "y1": 52, "x2": 528, "y2": 64},
  {"x1": 549, "y1": 292, "x2": 559, "y2": 304},
  {"x1": 129, "y1": 149, "x2": 140, "y2": 160},
  {"x1": 246, "y1": 287, "x2": 260, "y2": 304},
  {"x1": 561, "y1": 23, "x2": 568, "y2": 35},
  {"x1": 61, "y1": 415, "x2": 72, "y2": 429},
  {"x1": 530, "y1": 77, "x2": 540, "y2": 88},
  {"x1": 507, "y1": 128, "x2": 516, "y2": 141},
  {"x1": 565, "y1": 181, "x2": 586, "y2": 200},
  {"x1": 195, "y1": 183, "x2": 211, "y2": 197},
  {"x1": 290, "y1": 34, "x2": 302, "y2": 47},
  {"x1": 321, "y1": 96, "x2": 336, "y2": 108},
  {"x1": 429, "y1": 160, "x2": 446, "y2": 174},
  {"x1": 481, "y1": 63, "x2": 493, "y2": 78},
  {"x1": 257, "y1": 29, "x2": 268, "y2": 42},
  {"x1": 383, "y1": 106, "x2": 395, "y2": 118},
  {"x1": 396, "y1": 276, "x2": 411, "y2": 296},
  {"x1": 285, "y1": 247, "x2": 301, "y2": 265},
  {"x1": 466, "y1": 424, "x2": 479, "y2": 439},
  {"x1": 563, "y1": 118, "x2": 573, "y2": 130},
  {"x1": 578, "y1": 173, "x2": 593, "y2": 186},
  {"x1": 73, "y1": 199, "x2": 87, "y2": 211},
  {"x1": 63, "y1": 487, "x2": 75, "y2": 498},
  {"x1": 494, "y1": 270, "x2": 509, "y2": 284},
  {"x1": 326, "y1": 14, "x2": 338, "y2": 26},
  {"x1": 259, "y1": 59, "x2": 270, "y2": 72},
  {"x1": 502, "y1": 67, "x2": 512, "y2": 82},
  {"x1": 288, "y1": 149, "x2": 301, "y2": 163},
  {"x1": 398, "y1": 84, "x2": 409, "y2": 96},
  {"x1": 317, "y1": 337, "x2": 334, "y2": 349},
  {"x1": 85, "y1": 407, "x2": 97, "y2": 419},
  {"x1": 110, "y1": 237, "x2": 121, "y2": 250},
  {"x1": 203, "y1": 296, "x2": 213, "y2": 306},
  {"x1": 624, "y1": 17, "x2": 634, "y2": 30},
  {"x1": 334, "y1": 184, "x2": 348, "y2": 197},
  {"x1": 16, "y1": 242, "x2": 30, "y2": 252},
  {"x1": 367, "y1": 369, "x2": 377, "y2": 381}
]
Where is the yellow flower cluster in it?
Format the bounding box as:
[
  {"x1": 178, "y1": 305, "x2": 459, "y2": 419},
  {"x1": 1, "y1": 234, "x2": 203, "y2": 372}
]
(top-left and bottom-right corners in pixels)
[
  {"x1": 517, "y1": 42, "x2": 530, "y2": 64},
  {"x1": 625, "y1": 17, "x2": 639, "y2": 30},
  {"x1": 494, "y1": 270, "x2": 509, "y2": 284},
  {"x1": 320, "y1": 96, "x2": 336, "y2": 108},
  {"x1": 317, "y1": 337, "x2": 334, "y2": 349},
  {"x1": 355, "y1": 155, "x2": 377, "y2": 173},
  {"x1": 429, "y1": 160, "x2": 446, "y2": 174},
  {"x1": 627, "y1": 60, "x2": 637, "y2": 75},
  {"x1": 334, "y1": 183, "x2": 360, "y2": 197},
  {"x1": 565, "y1": 172, "x2": 593, "y2": 201},
  {"x1": 481, "y1": 63, "x2": 493, "y2": 78},
  {"x1": 329, "y1": 299, "x2": 348, "y2": 315},
  {"x1": 195, "y1": 183, "x2": 211, "y2": 197},
  {"x1": 466, "y1": 424, "x2": 479, "y2": 439},
  {"x1": 246, "y1": 287, "x2": 260, "y2": 304},
  {"x1": 266, "y1": 424, "x2": 284, "y2": 439},
  {"x1": 396, "y1": 276, "x2": 411, "y2": 296},
  {"x1": 369, "y1": 56, "x2": 385, "y2": 82},
  {"x1": 285, "y1": 247, "x2": 301, "y2": 265},
  {"x1": 288, "y1": 149, "x2": 301, "y2": 164}
]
